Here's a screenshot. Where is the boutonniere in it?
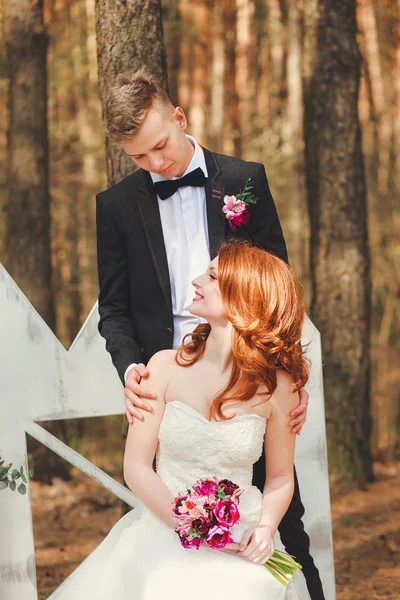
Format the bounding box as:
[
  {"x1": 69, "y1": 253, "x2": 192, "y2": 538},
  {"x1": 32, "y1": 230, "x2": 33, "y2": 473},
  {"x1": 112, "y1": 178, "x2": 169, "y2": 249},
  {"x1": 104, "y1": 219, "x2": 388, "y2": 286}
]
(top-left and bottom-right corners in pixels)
[{"x1": 222, "y1": 177, "x2": 259, "y2": 231}]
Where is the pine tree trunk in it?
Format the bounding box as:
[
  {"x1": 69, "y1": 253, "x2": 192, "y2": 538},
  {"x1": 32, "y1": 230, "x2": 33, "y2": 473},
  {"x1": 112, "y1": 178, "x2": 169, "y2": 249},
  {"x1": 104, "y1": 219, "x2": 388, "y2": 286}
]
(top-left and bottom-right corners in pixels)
[
  {"x1": 281, "y1": 0, "x2": 307, "y2": 282},
  {"x1": 302, "y1": 0, "x2": 373, "y2": 486},
  {"x1": 95, "y1": 0, "x2": 168, "y2": 185},
  {"x1": 187, "y1": 1, "x2": 209, "y2": 144},
  {"x1": 255, "y1": 1, "x2": 270, "y2": 129},
  {"x1": 208, "y1": 1, "x2": 225, "y2": 153},
  {"x1": 162, "y1": 0, "x2": 180, "y2": 106},
  {"x1": 4, "y1": 0, "x2": 55, "y2": 328},
  {"x1": 5, "y1": 0, "x2": 72, "y2": 484},
  {"x1": 223, "y1": 0, "x2": 242, "y2": 157}
]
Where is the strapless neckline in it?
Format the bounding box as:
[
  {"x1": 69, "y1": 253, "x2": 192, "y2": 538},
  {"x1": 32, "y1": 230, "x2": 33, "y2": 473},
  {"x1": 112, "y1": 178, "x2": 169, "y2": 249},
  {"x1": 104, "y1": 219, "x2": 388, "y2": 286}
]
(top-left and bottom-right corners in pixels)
[{"x1": 165, "y1": 400, "x2": 267, "y2": 425}]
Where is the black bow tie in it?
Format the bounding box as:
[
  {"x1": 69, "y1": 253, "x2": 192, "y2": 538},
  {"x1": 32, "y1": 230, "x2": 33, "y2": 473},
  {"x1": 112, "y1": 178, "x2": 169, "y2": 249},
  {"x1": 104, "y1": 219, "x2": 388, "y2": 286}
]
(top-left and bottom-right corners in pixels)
[{"x1": 154, "y1": 167, "x2": 206, "y2": 200}]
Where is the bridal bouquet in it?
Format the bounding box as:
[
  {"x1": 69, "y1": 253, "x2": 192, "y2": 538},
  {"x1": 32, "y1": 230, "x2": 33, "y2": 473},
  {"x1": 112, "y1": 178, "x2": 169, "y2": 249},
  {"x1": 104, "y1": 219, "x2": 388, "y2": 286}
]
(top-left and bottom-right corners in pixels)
[{"x1": 173, "y1": 476, "x2": 302, "y2": 586}]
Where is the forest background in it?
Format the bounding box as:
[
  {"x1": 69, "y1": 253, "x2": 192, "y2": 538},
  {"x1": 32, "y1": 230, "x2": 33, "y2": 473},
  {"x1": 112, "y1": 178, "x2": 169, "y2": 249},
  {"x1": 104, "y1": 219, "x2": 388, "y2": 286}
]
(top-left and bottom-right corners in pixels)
[{"x1": 0, "y1": 1, "x2": 399, "y2": 599}]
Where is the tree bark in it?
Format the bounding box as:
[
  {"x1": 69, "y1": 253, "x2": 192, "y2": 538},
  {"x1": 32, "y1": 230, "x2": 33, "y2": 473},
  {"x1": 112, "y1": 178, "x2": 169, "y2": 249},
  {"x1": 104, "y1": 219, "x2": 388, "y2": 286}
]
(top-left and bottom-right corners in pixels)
[
  {"x1": 5, "y1": 0, "x2": 72, "y2": 484},
  {"x1": 302, "y1": 0, "x2": 373, "y2": 486},
  {"x1": 208, "y1": 0, "x2": 225, "y2": 153},
  {"x1": 280, "y1": 0, "x2": 307, "y2": 282},
  {"x1": 162, "y1": 0, "x2": 180, "y2": 106},
  {"x1": 4, "y1": 0, "x2": 55, "y2": 329},
  {"x1": 186, "y1": 1, "x2": 209, "y2": 144},
  {"x1": 223, "y1": 0, "x2": 242, "y2": 157},
  {"x1": 94, "y1": 0, "x2": 168, "y2": 186}
]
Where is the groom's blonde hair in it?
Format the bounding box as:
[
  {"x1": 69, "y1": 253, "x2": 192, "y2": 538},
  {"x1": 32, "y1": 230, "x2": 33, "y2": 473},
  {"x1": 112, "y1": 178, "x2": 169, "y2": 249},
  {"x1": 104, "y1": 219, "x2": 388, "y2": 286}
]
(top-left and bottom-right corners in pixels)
[{"x1": 104, "y1": 70, "x2": 174, "y2": 143}]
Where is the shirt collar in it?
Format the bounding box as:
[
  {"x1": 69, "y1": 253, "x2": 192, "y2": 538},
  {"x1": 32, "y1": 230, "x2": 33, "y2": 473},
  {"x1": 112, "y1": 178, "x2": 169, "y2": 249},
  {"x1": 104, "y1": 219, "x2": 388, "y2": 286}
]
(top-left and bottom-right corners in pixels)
[{"x1": 150, "y1": 135, "x2": 208, "y2": 183}]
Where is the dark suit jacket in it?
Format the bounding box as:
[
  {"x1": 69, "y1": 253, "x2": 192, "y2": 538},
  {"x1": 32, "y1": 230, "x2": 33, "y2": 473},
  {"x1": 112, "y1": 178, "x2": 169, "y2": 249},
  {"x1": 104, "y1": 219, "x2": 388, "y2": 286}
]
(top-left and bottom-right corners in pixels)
[{"x1": 96, "y1": 148, "x2": 288, "y2": 385}]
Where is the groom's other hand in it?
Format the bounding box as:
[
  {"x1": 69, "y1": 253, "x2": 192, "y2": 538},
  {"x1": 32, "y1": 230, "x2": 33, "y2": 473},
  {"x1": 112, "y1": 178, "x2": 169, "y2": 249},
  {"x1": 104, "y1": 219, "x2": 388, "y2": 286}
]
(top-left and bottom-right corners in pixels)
[
  {"x1": 289, "y1": 387, "x2": 309, "y2": 435},
  {"x1": 256, "y1": 384, "x2": 308, "y2": 434},
  {"x1": 125, "y1": 364, "x2": 157, "y2": 425}
]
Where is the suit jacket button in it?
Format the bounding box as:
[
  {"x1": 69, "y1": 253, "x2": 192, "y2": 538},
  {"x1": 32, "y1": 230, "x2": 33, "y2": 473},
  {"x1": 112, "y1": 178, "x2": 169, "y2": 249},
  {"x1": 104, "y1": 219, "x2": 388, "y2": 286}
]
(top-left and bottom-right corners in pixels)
[{"x1": 166, "y1": 327, "x2": 173, "y2": 336}]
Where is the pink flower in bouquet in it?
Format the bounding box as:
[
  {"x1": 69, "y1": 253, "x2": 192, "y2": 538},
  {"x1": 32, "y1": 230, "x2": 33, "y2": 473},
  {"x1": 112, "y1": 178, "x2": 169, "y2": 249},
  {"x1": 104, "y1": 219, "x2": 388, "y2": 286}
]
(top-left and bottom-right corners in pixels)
[
  {"x1": 213, "y1": 499, "x2": 240, "y2": 528},
  {"x1": 193, "y1": 477, "x2": 218, "y2": 497},
  {"x1": 173, "y1": 494, "x2": 188, "y2": 515},
  {"x1": 206, "y1": 526, "x2": 234, "y2": 549},
  {"x1": 179, "y1": 534, "x2": 202, "y2": 550}
]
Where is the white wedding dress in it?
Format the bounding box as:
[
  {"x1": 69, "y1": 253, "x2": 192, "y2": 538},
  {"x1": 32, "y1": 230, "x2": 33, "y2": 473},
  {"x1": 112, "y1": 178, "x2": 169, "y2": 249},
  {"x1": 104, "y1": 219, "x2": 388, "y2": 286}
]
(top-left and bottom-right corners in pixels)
[{"x1": 52, "y1": 401, "x2": 311, "y2": 599}]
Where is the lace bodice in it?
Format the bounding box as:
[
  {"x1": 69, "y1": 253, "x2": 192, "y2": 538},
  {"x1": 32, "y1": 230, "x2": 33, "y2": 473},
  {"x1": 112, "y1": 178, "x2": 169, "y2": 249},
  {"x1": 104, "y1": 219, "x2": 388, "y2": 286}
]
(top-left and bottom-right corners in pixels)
[{"x1": 141, "y1": 401, "x2": 267, "y2": 535}]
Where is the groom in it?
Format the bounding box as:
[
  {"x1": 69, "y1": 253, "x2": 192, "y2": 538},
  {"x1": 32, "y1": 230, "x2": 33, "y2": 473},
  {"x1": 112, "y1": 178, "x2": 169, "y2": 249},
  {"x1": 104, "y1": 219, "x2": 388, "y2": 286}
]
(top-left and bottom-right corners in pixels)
[{"x1": 96, "y1": 71, "x2": 325, "y2": 600}]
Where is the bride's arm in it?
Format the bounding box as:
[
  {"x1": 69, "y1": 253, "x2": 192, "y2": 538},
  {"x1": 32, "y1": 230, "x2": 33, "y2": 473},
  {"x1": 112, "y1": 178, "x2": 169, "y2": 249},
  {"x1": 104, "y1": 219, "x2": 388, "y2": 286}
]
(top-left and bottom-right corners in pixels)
[
  {"x1": 123, "y1": 350, "x2": 175, "y2": 528},
  {"x1": 259, "y1": 371, "x2": 298, "y2": 531},
  {"x1": 227, "y1": 372, "x2": 299, "y2": 564}
]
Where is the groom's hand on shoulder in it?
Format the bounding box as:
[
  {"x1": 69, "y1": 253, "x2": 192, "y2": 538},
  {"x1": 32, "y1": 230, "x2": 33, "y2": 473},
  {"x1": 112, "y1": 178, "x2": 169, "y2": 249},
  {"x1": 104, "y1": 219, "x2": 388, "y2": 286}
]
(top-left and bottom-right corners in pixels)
[
  {"x1": 125, "y1": 364, "x2": 157, "y2": 425},
  {"x1": 288, "y1": 387, "x2": 309, "y2": 435}
]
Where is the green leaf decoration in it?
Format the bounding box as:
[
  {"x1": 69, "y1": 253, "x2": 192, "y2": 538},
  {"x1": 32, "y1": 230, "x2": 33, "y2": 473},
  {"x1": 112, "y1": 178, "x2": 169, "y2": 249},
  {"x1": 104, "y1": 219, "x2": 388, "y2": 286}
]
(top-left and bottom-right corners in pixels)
[
  {"x1": 235, "y1": 177, "x2": 259, "y2": 206},
  {"x1": 21, "y1": 473, "x2": 27, "y2": 484},
  {"x1": 18, "y1": 483, "x2": 27, "y2": 495},
  {"x1": 0, "y1": 466, "x2": 11, "y2": 478},
  {"x1": 9, "y1": 480, "x2": 16, "y2": 491},
  {"x1": 188, "y1": 530, "x2": 201, "y2": 539},
  {"x1": 216, "y1": 487, "x2": 227, "y2": 499},
  {"x1": 12, "y1": 469, "x2": 19, "y2": 480}
]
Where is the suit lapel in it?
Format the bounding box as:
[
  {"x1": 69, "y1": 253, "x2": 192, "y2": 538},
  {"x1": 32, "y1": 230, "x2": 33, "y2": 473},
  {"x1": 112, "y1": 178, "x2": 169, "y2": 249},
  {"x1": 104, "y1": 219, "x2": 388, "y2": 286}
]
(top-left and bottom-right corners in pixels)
[
  {"x1": 136, "y1": 171, "x2": 172, "y2": 313},
  {"x1": 204, "y1": 148, "x2": 226, "y2": 259}
]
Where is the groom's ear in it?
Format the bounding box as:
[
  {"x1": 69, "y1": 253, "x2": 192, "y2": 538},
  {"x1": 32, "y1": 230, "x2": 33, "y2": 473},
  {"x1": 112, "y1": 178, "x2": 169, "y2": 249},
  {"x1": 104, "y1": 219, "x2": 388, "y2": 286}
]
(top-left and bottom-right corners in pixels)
[{"x1": 173, "y1": 106, "x2": 188, "y2": 131}]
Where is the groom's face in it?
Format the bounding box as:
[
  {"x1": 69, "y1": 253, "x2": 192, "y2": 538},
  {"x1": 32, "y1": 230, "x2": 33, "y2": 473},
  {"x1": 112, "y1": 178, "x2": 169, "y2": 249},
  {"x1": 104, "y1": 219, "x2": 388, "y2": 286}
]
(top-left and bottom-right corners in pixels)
[{"x1": 120, "y1": 100, "x2": 194, "y2": 178}]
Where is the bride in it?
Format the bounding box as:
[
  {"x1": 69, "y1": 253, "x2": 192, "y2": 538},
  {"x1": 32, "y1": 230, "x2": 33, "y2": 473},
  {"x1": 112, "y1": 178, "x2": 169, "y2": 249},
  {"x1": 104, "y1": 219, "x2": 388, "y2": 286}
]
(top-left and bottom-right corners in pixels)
[{"x1": 52, "y1": 240, "x2": 311, "y2": 599}]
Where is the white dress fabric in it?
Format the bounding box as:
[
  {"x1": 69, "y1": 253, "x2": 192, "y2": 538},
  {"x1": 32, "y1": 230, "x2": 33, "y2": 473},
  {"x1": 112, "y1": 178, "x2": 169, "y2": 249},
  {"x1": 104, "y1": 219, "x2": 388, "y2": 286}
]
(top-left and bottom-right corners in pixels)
[{"x1": 51, "y1": 401, "x2": 311, "y2": 600}]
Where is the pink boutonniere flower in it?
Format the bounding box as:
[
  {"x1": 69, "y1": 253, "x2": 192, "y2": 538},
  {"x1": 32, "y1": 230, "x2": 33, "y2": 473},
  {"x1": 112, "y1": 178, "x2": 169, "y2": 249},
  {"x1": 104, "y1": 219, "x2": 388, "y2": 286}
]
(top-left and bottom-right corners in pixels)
[{"x1": 222, "y1": 177, "x2": 259, "y2": 231}]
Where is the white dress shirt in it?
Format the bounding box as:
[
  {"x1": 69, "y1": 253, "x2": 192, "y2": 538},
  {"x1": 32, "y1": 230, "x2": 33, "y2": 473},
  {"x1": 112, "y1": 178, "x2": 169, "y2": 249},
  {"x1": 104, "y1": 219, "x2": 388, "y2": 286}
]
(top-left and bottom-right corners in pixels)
[{"x1": 125, "y1": 135, "x2": 211, "y2": 381}]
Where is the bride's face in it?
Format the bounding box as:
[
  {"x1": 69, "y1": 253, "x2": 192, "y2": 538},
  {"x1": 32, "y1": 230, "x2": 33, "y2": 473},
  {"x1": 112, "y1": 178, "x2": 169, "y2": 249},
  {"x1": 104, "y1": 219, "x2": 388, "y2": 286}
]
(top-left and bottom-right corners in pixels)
[{"x1": 189, "y1": 257, "x2": 227, "y2": 323}]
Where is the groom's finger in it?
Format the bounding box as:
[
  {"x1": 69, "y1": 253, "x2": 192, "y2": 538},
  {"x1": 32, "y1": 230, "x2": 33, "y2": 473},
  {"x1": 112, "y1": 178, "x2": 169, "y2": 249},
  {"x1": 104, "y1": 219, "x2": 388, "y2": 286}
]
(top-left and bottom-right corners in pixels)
[
  {"x1": 125, "y1": 391, "x2": 153, "y2": 416},
  {"x1": 126, "y1": 378, "x2": 157, "y2": 402},
  {"x1": 135, "y1": 363, "x2": 150, "y2": 378},
  {"x1": 289, "y1": 412, "x2": 307, "y2": 434},
  {"x1": 290, "y1": 388, "x2": 309, "y2": 416}
]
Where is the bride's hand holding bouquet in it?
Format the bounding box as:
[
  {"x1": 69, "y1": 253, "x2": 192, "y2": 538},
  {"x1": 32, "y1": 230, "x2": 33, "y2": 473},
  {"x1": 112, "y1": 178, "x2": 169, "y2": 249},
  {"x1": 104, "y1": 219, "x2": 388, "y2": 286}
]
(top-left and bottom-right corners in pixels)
[{"x1": 225, "y1": 522, "x2": 276, "y2": 565}]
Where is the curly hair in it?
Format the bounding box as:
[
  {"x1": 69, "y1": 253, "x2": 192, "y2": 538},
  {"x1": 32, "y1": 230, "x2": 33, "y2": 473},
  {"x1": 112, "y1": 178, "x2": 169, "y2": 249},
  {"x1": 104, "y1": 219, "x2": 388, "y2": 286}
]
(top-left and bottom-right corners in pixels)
[{"x1": 176, "y1": 241, "x2": 309, "y2": 420}]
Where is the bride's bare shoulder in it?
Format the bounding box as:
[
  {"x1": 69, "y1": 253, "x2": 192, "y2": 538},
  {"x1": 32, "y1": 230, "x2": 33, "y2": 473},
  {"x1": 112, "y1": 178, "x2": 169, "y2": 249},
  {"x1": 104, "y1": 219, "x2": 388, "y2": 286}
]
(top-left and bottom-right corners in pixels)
[
  {"x1": 148, "y1": 349, "x2": 177, "y2": 365},
  {"x1": 270, "y1": 370, "x2": 299, "y2": 413},
  {"x1": 138, "y1": 351, "x2": 178, "y2": 400}
]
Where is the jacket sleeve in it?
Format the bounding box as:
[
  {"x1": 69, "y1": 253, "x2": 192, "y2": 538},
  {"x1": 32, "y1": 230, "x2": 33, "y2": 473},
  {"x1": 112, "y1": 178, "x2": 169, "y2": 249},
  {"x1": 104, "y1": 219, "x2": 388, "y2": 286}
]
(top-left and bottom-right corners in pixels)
[
  {"x1": 96, "y1": 194, "x2": 142, "y2": 384},
  {"x1": 249, "y1": 164, "x2": 289, "y2": 263}
]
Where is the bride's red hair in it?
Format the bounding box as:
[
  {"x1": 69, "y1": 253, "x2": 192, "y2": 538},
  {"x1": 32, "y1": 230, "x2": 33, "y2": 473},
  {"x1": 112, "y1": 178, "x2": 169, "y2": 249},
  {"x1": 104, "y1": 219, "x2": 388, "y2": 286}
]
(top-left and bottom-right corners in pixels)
[{"x1": 176, "y1": 240, "x2": 309, "y2": 420}]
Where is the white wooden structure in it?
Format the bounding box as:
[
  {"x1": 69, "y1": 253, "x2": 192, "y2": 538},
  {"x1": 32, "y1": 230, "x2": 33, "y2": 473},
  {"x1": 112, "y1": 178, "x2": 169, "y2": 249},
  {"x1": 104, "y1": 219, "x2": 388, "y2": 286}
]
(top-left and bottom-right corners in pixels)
[{"x1": 0, "y1": 265, "x2": 336, "y2": 599}]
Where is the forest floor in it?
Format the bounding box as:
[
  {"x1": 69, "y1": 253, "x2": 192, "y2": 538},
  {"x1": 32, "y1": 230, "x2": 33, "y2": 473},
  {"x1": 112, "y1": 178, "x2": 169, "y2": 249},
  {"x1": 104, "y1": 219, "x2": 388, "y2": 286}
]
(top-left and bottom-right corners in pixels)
[{"x1": 32, "y1": 461, "x2": 400, "y2": 600}]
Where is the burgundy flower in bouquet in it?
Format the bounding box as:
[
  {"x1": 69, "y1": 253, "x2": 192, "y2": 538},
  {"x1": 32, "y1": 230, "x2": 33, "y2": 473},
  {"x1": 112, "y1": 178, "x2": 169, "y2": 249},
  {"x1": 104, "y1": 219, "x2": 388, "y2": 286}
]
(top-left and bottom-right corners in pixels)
[{"x1": 173, "y1": 476, "x2": 303, "y2": 586}]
